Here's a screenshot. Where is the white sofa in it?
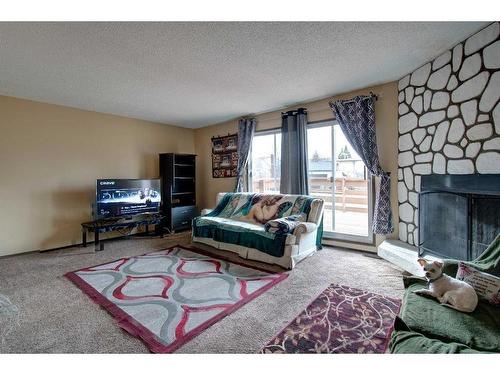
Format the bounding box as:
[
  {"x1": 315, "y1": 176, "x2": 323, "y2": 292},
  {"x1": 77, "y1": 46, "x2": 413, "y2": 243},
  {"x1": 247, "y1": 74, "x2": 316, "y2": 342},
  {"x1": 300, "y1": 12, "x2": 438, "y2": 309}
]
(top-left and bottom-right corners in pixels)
[{"x1": 192, "y1": 192, "x2": 324, "y2": 269}]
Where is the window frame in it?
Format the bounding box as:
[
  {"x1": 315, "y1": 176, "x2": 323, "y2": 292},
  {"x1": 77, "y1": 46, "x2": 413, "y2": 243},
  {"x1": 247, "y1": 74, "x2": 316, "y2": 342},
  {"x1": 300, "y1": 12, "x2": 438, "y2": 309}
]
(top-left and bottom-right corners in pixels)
[{"x1": 246, "y1": 127, "x2": 282, "y2": 193}]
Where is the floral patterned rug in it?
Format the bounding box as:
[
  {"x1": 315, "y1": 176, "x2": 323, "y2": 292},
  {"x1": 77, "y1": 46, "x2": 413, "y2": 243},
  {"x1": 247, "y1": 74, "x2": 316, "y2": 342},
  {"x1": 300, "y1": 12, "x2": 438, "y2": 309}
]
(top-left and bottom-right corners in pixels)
[{"x1": 261, "y1": 284, "x2": 401, "y2": 354}]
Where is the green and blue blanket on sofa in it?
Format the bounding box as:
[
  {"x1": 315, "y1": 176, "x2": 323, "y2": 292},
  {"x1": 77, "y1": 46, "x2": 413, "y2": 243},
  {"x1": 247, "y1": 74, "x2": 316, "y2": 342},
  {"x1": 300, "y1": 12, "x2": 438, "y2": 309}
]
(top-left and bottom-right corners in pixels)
[{"x1": 192, "y1": 192, "x2": 322, "y2": 258}]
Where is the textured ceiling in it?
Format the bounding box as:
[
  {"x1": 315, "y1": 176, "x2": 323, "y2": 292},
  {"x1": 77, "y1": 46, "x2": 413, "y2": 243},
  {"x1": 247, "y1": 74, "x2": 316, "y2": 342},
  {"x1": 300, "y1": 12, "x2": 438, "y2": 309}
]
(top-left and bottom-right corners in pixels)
[{"x1": 0, "y1": 22, "x2": 487, "y2": 128}]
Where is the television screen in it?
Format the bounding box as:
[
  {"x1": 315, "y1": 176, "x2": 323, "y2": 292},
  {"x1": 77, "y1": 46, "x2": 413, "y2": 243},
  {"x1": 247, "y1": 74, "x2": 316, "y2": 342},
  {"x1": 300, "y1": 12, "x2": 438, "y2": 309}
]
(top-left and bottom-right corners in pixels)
[{"x1": 96, "y1": 179, "x2": 161, "y2": 219}]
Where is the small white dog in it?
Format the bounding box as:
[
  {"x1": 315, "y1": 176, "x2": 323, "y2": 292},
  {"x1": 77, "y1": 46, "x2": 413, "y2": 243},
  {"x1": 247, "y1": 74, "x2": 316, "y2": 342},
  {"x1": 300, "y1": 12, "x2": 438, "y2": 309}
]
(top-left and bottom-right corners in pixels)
[{"x1": 414, "y1": 258, "x2": 478, "y2": 313}]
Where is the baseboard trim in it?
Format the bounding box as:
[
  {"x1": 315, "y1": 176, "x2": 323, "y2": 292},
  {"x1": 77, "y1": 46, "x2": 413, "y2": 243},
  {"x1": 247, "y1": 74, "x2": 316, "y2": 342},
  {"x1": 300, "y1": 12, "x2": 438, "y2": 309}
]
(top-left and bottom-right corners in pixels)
[{"x1": 0, "y1": 231, "x2": 190, "y2": 259}]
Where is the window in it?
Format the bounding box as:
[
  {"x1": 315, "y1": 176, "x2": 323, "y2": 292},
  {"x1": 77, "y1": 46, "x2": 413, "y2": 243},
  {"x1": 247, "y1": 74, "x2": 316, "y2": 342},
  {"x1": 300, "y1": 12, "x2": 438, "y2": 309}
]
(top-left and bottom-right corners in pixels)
[
  {"x1": 247, "y1": 129, "x2": 281, "y2": 193},
  {"x1": 247, "y1": 122, "x2": 373, "y2": 244},
  {"x1": 307, "y1": 120, "x2": 373, "y2": 243}
]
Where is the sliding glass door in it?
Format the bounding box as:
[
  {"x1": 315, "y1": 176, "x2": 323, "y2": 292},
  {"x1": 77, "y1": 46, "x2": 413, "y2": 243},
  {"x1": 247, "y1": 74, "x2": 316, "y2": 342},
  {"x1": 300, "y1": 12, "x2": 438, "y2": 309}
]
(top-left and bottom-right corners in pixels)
[
  {"x1": 247, "y1": 123, "x2": 373, "y2": 244},
  {"x1": 307, "y1": 121, "x2": 373, "y2": 243}
]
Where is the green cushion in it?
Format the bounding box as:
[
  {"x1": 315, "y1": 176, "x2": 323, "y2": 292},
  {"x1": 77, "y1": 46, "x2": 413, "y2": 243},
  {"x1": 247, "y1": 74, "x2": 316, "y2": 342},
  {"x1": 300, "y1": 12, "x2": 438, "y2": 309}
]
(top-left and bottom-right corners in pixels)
[
  {"x1": 390, "y1": 235, "x2": 500, "y2": 354},
  {"x1": 390, "y1": 330, "x2": 480, "y2": 354},
  {"x1": 400, "y1": 282, "x2": 500, "y2": 352},
  {"x1": 442, "y1": 234, "x2": 500, "y2": 278}
]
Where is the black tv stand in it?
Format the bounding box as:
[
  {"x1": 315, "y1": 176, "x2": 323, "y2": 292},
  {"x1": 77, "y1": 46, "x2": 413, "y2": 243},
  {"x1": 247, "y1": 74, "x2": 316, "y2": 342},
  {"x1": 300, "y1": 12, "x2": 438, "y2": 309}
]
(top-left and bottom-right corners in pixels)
[{"x1": 81, "y1": 213, "x2": 165, "y2": 252}]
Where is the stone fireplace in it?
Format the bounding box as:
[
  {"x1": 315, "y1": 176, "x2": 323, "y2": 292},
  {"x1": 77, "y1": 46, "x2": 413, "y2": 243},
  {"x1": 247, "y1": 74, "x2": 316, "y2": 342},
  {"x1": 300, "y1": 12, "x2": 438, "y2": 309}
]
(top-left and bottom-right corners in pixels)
[
  {"x1": 419, "y1": 174, "x2": 500, "y2": 260},
  {"x1": 397, "y1": 22, "x2": 500, "y2": 247},
  {"x1": 379, "y1": 22, "x2": 499, "y2": 275}
]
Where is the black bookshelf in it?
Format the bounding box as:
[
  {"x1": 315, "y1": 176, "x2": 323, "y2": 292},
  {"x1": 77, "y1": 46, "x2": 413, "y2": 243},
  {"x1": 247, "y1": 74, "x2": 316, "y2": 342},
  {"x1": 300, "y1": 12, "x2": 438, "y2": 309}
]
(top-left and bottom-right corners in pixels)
[{"x1": 159, "y1": 153, "x2": 197, "y2": 233}]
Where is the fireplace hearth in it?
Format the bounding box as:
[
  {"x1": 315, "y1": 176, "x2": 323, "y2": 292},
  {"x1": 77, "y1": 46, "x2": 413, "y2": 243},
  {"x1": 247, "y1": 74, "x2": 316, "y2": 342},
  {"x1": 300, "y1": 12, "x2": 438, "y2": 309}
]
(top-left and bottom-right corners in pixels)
[{"x1": 419, "y1": 174, "x2": 500, "y2": 260}]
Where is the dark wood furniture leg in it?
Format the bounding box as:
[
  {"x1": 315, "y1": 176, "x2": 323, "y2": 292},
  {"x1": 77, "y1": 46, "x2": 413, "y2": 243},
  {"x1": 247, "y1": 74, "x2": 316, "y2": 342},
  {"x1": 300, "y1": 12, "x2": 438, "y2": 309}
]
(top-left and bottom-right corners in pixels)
[
  {"x1": 82, "y1": 226, "x2": 87, "y2": 247},
  {"x1": 94, "y1": 228, "x2": 100, "y2": 252}
]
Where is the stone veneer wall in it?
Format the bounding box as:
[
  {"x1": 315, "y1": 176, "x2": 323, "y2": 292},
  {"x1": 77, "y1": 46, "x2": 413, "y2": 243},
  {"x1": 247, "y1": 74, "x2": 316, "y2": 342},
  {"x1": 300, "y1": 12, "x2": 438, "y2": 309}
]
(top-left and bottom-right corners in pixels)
[{"x1": 397, "y1": 22, "x2": 500, "y2": 246}]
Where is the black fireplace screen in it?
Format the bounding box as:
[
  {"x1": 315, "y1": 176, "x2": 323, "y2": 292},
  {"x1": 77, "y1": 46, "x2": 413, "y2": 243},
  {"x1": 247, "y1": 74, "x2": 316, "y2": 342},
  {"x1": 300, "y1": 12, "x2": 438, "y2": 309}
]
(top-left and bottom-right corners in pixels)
[
  {"x1": 471, "y1": 196, "x2": 500, "y2": 259},
  {"x1": 419, "y1": 192, "x2": 468, "y2": 259},
  {"x1": 419, "y1": 175, "x2": 500, "y2": 261}
]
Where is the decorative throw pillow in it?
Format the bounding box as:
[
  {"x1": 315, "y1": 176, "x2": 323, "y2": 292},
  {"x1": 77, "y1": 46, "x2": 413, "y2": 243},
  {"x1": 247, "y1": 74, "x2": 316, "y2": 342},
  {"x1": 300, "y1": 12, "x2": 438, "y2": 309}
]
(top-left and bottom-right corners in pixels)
[
  {"x1": 456, "y1": 262, "x2": 500, "y2": 307},
  {"x1": 264, "y1": 214, "x2": 306, "y2": 235}
]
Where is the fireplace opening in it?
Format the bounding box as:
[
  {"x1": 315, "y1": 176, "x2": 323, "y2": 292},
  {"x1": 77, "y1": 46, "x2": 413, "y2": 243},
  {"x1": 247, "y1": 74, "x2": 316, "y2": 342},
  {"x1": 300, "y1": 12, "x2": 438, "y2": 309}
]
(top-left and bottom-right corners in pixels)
[{"x1": 418, "y1": 174, "x2": 500, "y2": 260}]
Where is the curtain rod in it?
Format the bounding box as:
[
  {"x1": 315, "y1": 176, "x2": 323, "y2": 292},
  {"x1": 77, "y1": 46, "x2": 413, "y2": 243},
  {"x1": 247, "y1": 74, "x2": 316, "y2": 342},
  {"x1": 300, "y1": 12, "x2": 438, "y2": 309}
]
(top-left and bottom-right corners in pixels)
[
  {"x1": 281, "y1": 107, "x2": 307, "y2": 116},
  {"x1": 336, "y1": 91, "x2": 379, "y2": 105}
]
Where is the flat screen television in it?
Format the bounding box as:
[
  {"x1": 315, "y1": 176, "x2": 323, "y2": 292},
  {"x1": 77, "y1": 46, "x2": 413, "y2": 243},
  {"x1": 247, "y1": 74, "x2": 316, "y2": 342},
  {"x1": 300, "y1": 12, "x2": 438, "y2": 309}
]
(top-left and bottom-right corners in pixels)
[{"x1": 96, "y1": 179, "x2": 161, "y2": 219}]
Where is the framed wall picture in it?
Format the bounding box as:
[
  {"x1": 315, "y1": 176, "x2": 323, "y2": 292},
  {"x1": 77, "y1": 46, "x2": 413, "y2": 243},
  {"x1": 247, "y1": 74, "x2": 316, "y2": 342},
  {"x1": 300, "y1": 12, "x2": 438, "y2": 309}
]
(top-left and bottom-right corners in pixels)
[{"x1": 212, "y1": 133, "x2": 238, "y2": 178}]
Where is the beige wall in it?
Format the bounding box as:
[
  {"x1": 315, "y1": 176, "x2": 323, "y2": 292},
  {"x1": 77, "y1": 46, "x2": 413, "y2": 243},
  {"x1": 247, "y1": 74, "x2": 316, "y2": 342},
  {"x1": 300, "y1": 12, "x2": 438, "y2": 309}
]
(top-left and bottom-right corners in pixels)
[
  {"x1": 0, "y1": 95, "x2": 195, "y2": 256},
  {"x1": 194, "y1": 82, "x2": 399, "y2": 251},
  {"x1": 0, "y1": 81, "x2": 398, "y2": 256}
]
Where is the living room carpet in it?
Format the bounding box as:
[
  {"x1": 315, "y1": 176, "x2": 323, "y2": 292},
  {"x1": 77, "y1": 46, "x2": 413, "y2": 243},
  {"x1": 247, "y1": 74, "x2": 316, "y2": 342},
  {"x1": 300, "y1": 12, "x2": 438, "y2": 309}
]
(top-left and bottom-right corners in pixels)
[
  {"x1": 261, "y1": 284, "x2": 401, "y2": 354},
  {"x1": 0, "y1": 233, "x2": 405, "y2": 353},
  {"x1": 65, "y1": 245, "x2": 287, "y2": 353}
]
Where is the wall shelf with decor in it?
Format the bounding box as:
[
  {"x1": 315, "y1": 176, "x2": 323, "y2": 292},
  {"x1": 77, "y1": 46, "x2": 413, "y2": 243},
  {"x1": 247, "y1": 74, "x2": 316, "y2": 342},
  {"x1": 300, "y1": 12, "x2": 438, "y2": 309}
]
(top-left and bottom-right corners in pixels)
[{"x1": 211, "y1": 133, "x2": 238, "y2": 178}]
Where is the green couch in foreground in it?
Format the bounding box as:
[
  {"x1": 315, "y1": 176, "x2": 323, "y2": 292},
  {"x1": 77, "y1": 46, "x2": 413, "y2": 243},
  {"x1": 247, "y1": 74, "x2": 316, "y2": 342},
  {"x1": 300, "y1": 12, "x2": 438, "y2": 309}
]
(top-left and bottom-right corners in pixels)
[{"x1": 390, "y1": 235, "x2": 500, "y2": 353}]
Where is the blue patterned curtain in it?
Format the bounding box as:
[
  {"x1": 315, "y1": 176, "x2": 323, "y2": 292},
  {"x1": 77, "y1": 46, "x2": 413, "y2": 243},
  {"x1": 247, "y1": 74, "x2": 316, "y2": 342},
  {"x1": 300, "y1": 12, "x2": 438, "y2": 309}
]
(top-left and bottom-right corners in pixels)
[
  {"x1": 330, "y1": 96, "x2": 393, "y2": 235},
  {"x1": 280, "y1": 108, "x2": 309, "y2": 195},
  {"x1": 235, "y1": 118, "x2": 256, "y2": 192}
]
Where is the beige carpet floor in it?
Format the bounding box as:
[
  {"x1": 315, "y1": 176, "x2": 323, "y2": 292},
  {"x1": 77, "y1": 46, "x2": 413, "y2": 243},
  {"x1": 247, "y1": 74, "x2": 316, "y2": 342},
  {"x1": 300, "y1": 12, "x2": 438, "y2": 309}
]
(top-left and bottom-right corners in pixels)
[{"x1": 0, "y1": 233, "x2": 405, "y2": 353}]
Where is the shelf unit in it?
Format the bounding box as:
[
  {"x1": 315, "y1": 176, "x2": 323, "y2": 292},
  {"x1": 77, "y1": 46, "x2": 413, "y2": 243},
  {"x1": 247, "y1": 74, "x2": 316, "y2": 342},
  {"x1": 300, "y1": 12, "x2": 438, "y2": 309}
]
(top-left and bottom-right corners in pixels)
[{"x1": 159, "y1": 153, "x2": 197, "y2": 232}]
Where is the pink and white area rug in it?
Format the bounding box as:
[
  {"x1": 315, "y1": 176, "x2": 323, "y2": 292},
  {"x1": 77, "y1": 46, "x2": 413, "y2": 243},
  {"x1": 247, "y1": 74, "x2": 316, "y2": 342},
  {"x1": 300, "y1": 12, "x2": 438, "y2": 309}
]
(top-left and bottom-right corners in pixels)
[
  {"x1": 261, "y1": 284, "x2": 401, "y2": 354},
  {"x1": 65, "y1": 245, "x2": 287, "y2": 353}
]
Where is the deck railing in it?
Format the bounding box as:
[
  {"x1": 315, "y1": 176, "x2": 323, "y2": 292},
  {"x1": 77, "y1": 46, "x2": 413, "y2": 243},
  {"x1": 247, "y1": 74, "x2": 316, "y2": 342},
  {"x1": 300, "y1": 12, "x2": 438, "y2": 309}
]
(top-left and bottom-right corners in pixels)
[{"x1": 252, "y1": 176, "x2": 368, "y2": 213}]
